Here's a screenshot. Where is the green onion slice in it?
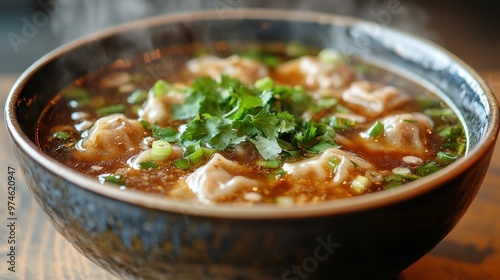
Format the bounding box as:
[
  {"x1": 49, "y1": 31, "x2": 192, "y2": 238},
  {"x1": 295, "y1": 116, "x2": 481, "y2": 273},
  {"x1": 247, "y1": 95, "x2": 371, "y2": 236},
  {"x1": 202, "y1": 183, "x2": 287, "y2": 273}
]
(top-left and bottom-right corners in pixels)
[
  {"x1": 416, "y1": 162, "x2": 441, "y2": 176},
  {"x1": 153, "y1": 80, "x2": 171, "y2": 98},
  {"x1": 366, "y1": 121, "x2": 384, "y2": 138},
  {"x1": 256, "y1": 159, "x2": 281, "y2": 169},
  {"x1": 53, "y1": 131, "x2": 70, "y2": 140},
  {"x1": 127, "y1": 89, "x2": 148, "y2": 104},
  {"x1": 96, "y1": 104, "x2": 125, "y2": 116},
  {"x1": 173, "y1": 158, "x2": 190, "y2": 170},
  {"x1": 328, "y1": 156, "x2": 340, "y2": 170},
  {"x1": 151, "y1": 140, "x2": 172, "y2": 161},
  {"x1": 437, "y1": 152, "x2": 459, "y2": 165}
]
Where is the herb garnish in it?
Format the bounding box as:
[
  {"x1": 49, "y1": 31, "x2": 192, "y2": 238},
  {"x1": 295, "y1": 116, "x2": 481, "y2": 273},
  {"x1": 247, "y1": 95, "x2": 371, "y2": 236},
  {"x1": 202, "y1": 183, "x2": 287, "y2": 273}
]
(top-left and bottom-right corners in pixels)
[{"x1": 151, "y1": 76, "x2": 339, "y2": 161}]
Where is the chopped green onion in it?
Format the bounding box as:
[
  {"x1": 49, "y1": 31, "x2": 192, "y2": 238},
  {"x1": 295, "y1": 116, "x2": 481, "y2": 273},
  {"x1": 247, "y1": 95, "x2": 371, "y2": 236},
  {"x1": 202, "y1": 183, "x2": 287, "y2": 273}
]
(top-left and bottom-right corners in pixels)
[
  {"x1": 365, "y1": 170, "x2": 383, "y2": 183},
  {"x1": 254, "y1": 77, "x2": 275, "y2": 91},
  {"x1": 329, "y1": 116, "x2": 355, "y2": 130},
  {"x1": 437, "y1": 152, "x2": 459, "y2": 165},
  {"x1": 139, "y1": 160, "x2": 158, "y2": 169},
  {"x1": 153, "y1": 80, "x2": 171, "y2": 98},
  {"x1": 403, "y1": 119, "x2": 418, "y2": 123},
  {"x1": 178, "y1": 147, "x2": 214, "y2": 168},
  {"x1": 457, "y1": 142, "x2": 466, "y2": 156},
  {"x1": 127, "y1": 89, "x2": 148, "y2": 104},
  {"x1": 385, "y1": 180, "x2": 403, "y2": 189},
  {"x1": 101, "y1": 174, "x2": 125, "y2": 185},
  {"x1": 398, "y1": 173, "x2": 421, "y2": 180},
  {"x1": 268, "y1": 169, "x2": 285, "y2": 180},
  {"x1": 173, "y1": 158, "x2": 190, "y2": 170},
  {"x1": 201, "y1": 147, "x2": 215, "y2": 157},
  {"x1": 350, "y1": 175, "x2": 372, "y2": 194},
  {"x1": 392, "y1": 167, "x2": 411, "y2": 175},
  {"x1": 186, "y1": 147, "x2": 205, "y2": 166},
  {"x1": 328, "y1": 156, "x2": 340, "y2": 170},
  {"x1": 96, "y1": 104, "x2": 125, "y2": 116},
  {"x1": 385, "y1": 173, "x2": 420, "y2": 186},
  {"x1": 350, "y1": 160, "x2": 360, "y2": 170},
  {"x1": 151, "y1": 140, "x2": 172, "y2": 161},
  {"x1": 53, "y1": 131, "x2": 70, "y2": 140},
  {"x1": 139, "y1": 120, "x2": 152, "y2": 130},
  {"x1": 416, "y1": 162, "x2": 441, "y2": 176},
  {"x1": 366, "y1": 121, "x2": 384, "y2": 138},
  {"x1": 438, "y1": 125, "x2": 464, "y2": 141},
  {"x1": 256, "y1": 159, "x2": 281, "y2": 169}
]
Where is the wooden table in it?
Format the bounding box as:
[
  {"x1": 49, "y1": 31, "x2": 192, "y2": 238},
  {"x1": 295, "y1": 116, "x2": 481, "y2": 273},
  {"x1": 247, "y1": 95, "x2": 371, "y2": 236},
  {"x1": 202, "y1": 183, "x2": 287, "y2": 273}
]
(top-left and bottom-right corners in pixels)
[{"x1": 1, "y1": 72, "x2": 499, "y2": 279}]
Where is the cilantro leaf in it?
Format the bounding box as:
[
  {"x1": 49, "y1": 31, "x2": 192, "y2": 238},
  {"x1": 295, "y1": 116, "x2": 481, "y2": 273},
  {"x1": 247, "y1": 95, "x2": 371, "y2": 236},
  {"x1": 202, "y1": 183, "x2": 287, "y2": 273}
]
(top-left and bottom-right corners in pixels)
[
  {"x1": 139, "y1": 161, "x2": 158, "y2": 169},
  {"x1": 231, "y1": 86, "x2": 263, "y2": 119},
  {"x1": 205, "y1": 116, "x2": 245, "y2": 150},
  {"x1": 295, "y1": 123, "x2": 319, "y2": 148},
  {"x1": 250, "y1": 136, "x2": 282, "y2": 160},
  {"x1": 309, "y1": 142, "x2": 338, "y2": 154},
  {"x1": 149, "y1": 75, "x2": 340, "y2": 161},
  {"x1": 276, "y1": 111, "x2": 296, "y2": 133},
  {"x1": 173, "y1": 91, "x2": 203, "y2": 120},
  {"x1": 273, "y1": 85, "x2": 313, "y2": 115},
  {"x1": 180, "y1": 115, "x2": 208, "y2": 145},
  {"x1": 252, "y1": 111, "x2": 280, "y2": 139},
  {"x1": 152, "y1": 125, "x2": 179, "y2": 142}
]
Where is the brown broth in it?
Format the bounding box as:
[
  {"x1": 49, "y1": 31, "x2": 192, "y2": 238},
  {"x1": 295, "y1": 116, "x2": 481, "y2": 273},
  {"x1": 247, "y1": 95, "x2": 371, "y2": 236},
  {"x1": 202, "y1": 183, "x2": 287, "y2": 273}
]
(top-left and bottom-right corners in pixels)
[{"x1": 36, "y1": 48, "x2": 466, "y2": 205}]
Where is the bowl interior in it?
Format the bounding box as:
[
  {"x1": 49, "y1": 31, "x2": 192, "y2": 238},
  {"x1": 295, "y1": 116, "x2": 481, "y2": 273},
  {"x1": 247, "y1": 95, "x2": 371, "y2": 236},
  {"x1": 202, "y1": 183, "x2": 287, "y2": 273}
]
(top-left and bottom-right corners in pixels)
[{"x1": 6, "y1": 9, "x2": 499, "y2": 218}]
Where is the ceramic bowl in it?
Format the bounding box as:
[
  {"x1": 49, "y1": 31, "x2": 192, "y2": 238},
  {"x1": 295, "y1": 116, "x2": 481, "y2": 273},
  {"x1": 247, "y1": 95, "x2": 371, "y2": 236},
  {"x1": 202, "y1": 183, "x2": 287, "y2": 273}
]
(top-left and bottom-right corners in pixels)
[{"x1": 5, "y1": 9, "x2": 499, "y2": 280}]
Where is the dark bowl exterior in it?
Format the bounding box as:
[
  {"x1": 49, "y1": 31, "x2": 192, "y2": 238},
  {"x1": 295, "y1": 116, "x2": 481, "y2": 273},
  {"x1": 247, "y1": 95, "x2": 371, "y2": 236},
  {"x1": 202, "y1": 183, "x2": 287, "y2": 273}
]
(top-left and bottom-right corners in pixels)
[
  {"x1": 5, "y1": 10, "x2": 499, "y2": 280},
  {"x1": 11, "y1": 142, "x2": 494, "y2": 280}
]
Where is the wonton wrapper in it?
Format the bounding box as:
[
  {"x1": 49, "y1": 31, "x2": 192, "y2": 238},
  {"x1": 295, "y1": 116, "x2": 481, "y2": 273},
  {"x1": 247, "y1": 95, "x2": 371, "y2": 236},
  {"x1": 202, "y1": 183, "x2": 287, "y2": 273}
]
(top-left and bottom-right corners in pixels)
[
  {"x1": 184, "y1": 55, "x2": 269, "y2": 84},
  {"x1": 282, "y1": 148, "x2": 373, "y2": 186},
  {"x1": 74, "y1": 114, "x2": 147, "y2": 161},
  {"x1": 172, "y1": 153, "x2": 262, "y2": 201},
  {"x1": 347, "y1": 113, "x2": 435, "y2": 159},
  {"x1": 342, "y1": 80, "x2": 410, "y2": 117},
  {"x1": 273, "y1": 56, "x2": 356, "y2": 91},
  {"x1": 140, "y1": 90, "x2": 185, "y2": 127}
]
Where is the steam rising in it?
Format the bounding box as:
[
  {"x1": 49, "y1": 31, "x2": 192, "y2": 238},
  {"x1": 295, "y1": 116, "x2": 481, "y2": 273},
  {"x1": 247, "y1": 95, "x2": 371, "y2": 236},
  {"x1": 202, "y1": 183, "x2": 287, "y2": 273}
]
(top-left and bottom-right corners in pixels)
[{"x1": 48, "y1": 0, "x2": 438, "y2": 45}]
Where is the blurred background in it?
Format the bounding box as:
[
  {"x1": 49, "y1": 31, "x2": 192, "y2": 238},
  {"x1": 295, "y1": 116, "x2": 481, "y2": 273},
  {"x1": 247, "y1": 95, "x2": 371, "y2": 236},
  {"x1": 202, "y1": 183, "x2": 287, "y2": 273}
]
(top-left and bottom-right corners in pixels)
[{"x1": 1, "y1": 0, "x2": 500, "y2": 74}]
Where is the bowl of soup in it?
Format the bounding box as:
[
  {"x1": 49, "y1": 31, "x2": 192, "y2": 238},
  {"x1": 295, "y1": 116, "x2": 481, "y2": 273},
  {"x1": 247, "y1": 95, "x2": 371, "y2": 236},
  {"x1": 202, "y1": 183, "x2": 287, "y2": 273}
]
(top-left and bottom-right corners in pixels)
[{"x1": 5, "y1": 9, "x2": 499, "y2": 280}]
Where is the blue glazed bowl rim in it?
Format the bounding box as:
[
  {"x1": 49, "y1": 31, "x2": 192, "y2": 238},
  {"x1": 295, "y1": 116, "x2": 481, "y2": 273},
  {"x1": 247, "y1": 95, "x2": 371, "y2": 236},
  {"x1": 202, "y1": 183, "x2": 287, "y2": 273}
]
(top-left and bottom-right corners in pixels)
[{"x1": 5, "y1": 9, "x2": 500, "y2": 219}]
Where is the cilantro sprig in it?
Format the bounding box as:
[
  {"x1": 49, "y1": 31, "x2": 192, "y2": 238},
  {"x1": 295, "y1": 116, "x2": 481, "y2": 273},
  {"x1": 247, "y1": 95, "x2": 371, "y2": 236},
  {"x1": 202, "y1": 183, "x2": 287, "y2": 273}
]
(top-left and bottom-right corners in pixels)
[{"x1": 151, "y1": 76, "x2": 339, "y2": 161}]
